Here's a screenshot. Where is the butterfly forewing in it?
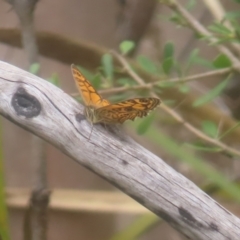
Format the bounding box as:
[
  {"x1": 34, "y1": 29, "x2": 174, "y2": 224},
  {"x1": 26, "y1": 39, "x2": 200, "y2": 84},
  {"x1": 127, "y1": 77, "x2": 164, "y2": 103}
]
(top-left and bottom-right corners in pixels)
[
  {"x1": 71, "y1": 64, "x2": 161, "y2": 125},
  {"x1": 71, "y1": 64, "x2": 110, "y2": 108}
]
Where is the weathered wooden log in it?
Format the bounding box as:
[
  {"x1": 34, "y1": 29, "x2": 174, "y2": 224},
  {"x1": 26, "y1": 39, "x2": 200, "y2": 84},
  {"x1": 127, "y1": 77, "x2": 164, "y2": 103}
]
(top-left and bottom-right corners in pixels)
[{"x1": 0, "y1": 61, "x2": 239, "y2": 240}]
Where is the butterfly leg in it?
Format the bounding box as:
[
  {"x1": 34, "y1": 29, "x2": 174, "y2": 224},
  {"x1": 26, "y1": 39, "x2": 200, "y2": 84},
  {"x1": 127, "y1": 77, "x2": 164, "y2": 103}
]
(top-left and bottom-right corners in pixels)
[{"x1": 88, "y1": 123, "x2": 94, "y2": 141}]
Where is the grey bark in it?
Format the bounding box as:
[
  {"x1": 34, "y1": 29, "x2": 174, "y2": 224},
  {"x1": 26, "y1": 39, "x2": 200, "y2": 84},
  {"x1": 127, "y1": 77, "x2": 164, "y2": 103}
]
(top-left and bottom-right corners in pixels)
[{"x1": 0, "y1": 61, "x2": 240, "y2": 240}]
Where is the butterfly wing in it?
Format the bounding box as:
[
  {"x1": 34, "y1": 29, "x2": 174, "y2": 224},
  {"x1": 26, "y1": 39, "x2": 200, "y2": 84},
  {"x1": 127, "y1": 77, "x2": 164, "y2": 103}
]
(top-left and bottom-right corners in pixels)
[
  {"x1": 71, "y1": 64, "x2": 110, "y2": 108},
  {"x1": 95, "y1": 98, "x2": 160, "y2": 124}
]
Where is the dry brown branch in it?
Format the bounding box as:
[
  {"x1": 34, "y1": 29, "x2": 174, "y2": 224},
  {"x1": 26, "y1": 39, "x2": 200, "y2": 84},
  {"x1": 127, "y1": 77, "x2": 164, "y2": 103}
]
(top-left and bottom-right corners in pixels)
[
  {"x1": 1, "y1": 28, "x2": 240, "y2": 143},
  {"x1": 1, "y1": 61, "x2": 240, "y2": 240},
  {"x1": 116, "y1": 0, "x2": 157, "y2": 44},
  {"x1": 111, "y1": 50, "x2": 240, "y2": 158}
]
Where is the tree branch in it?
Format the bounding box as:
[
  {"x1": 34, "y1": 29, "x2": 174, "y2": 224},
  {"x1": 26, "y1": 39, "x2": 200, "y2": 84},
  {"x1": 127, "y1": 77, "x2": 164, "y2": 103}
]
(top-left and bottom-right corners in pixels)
[
  {"x1": 161, "y1": 0, "x2": 240, "y2": 70},
  {"x1": 91, "y1": 64, "x2": 234, "y2": 95},
  {"x1": 202, "y1": 0, "x2": 240, "y2": 55},
  {"x1": 1, "y1": 62, "x2": 240, "y2": 240},
  {"x1": 111, "y1": 50, "x2": 240, "y2": 158},
  {"x1": 1, "y1": 28, "x2": 240, "y2": 145}
]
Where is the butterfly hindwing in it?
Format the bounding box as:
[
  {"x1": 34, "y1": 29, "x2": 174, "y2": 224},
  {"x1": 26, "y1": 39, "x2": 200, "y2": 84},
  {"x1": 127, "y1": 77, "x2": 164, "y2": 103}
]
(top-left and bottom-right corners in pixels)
[
  {"x1": 95, "y1": 98, "x2": 160, "y2": 124},
  {"x1": 71, "y1": 64, "x2": 161, "y2": 125}
]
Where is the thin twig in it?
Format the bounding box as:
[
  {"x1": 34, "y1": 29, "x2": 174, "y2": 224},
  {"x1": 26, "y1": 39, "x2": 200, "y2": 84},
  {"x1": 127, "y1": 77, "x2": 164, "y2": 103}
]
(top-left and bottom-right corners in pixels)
[
  {"x1": 111, "y1": 50, "x2": 240, "y2": 157},
  {"x1": 161, "y1": 0, "x2": 240, "y2": 70},
  {"x1": 100, "y1": 64, "x2": 234, "y2": 95},
  {"x1": 202, "y1": 0, "x2": 240, "y2": 55},
  {"x1": 71, "y1": 63, "x2": 235, "y2": 97}
]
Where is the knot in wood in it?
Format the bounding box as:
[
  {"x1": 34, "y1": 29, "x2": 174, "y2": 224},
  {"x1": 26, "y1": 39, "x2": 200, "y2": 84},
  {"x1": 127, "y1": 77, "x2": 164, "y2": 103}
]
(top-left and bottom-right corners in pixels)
[
  {"x1": 76, "y1": 112, "x2": 85, "y2": 122},
  {"x1": 11, "y1": 87, "x2": 41, "y2": 118}
]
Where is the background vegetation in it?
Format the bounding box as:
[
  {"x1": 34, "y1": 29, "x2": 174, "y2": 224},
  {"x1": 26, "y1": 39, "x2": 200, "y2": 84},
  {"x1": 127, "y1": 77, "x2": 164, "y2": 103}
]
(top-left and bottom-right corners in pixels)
[{"x1": 0, "y1": 0, "x2": 240, "y2": 239}]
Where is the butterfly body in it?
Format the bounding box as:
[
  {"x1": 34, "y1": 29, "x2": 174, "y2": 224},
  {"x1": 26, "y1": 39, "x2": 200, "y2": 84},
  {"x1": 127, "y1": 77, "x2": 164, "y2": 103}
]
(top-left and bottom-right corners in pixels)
[
  {"x1": 71, "y1": 64, "x2": 160, "y2": 125},
  {"x1": 84, "y1": 106, "x2": 100, "y2": 124}
]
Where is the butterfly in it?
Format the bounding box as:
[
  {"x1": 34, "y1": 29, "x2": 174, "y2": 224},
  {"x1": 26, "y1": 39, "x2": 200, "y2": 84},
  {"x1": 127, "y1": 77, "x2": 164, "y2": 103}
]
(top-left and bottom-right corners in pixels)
[{"x1": 71, "y1": 64, "x2": 160, "y2": 125}]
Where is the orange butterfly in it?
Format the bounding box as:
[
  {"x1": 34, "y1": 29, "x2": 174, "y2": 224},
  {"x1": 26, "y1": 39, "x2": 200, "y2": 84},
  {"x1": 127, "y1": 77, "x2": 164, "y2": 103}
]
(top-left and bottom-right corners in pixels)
[{"x1": 71, "y1": 64, "x2": 160, "y2": 125}]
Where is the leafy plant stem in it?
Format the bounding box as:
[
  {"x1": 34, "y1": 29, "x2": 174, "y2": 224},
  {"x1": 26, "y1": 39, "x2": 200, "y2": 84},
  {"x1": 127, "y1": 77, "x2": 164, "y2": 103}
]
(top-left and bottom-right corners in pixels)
[{"x1": 0, "y1": 118, "x2": 10, "y2": 240}]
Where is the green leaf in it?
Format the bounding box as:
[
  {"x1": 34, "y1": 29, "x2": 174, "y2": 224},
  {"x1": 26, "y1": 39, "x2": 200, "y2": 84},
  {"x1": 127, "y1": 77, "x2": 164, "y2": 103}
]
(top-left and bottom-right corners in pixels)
[
  {"x1": 163, "y1": 42, "x2": 174, "y2": 59},
  {"x1": 101, "y1": 53, "x2": 113, "y2": 80},
  {"x1": 116, "y1": 77, "x2": 136, "y2": 87},
  {"x1": 137, "y1": 55, "x2": 158, "y2": 74},
  {"x1": 158, "y1": 81, "x2": 175, "y2": 88},
  {"x1": 29, "y1": 63, "x2": 40, "y2": 75},
  {"x1": 219, "y1": 121, "x2": 240, "y2": 140},
  {"x1": 119, "y1": 41, "x2": 135, "y2": 55},
  {"x1": 193, "y1": 75, "x2": 230, "y2": 107},
  {"x1": 185, "y1": 48, "x2": 199, "y2": 72},
  {"x1": 168, "y1": 12, "x2": 187, "y2": 27},
  {"x1": 201, "y1": 121, "x2": 218, "y2": 138},
  {"x1": 110, "y1": 214, "x2": 159, "y2": 240},
  {"x1": 108, "y1": 94, "x2": 126, "y2": 103},
  {"x1": 162, "y1": 57, "x2": 174, "y2": 75},
  {"x1": 74, "y1": 66, "x2": 102, "y2": 89},
  {"x1": 0, "y1": 120, "x2": 10, "y2": 240},
  {"x1": 185, "y1": 49, "x2": 214, "y2": 70},
  {"x1": 184, "y1": 143, "x2": 221, "y2": 152},
  {"x1": 137, "y1": 113, "x2": 155, "y2": 135},
  {"x1": 232, "y1": 0, "x2": 240, "y2": 3},
  {"x1": 186, "y1": 0, "x2": 196, "y2": 9},
  {"x1": 48, "y1": 73, "x2": 60, "y2": 86},
  {"x1": 163, "y1": 99, "x2": 176, "y2": 106},
  {"x1": 192, "y1": 56, "x2": 214, "y2": 69},
  {"x1": 91, "y1": 73, "x2": 102, "y2": 89},
  {"x1": 178, "y1": 84, "x2": 190, "y2": 93},
  {"x1": 210, "y1": 37, "x2": 237, "y2": 45},
  {"x1": 76, "y1": 66, "x2": 94, "y2": 80},
  {"x1": 208, "y1": 22, "x2": 232, "y2": 36},
  {"x1": 213, "y1": 54, "x2": 232, "y2": 68},
  {"x1": 174, "y1": 60, "x2": 183, "y2": 77},
  {"x1": 225, "y1": 11, "x2": 240, "y2": 20},
  {"x1": 187, "y1": 48, "x2": 199, "y2": 63}
]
